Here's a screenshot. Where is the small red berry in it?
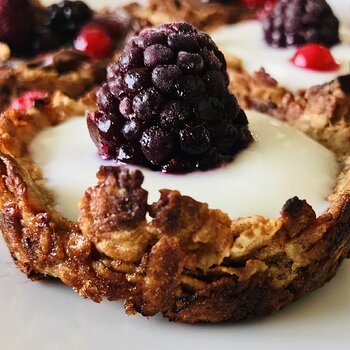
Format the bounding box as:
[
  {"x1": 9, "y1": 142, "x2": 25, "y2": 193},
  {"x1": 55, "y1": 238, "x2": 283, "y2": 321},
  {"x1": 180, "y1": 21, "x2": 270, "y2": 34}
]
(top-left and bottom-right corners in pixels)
[
  {"x1": 11, "y1": 90, "x2": 48, "y2": 111},
  {"x1": 74, "y1": 23, "x2": 113, "y2": 59},
  {"x1": 290, "y1": 43, "x2": 340, "y2": 72}
]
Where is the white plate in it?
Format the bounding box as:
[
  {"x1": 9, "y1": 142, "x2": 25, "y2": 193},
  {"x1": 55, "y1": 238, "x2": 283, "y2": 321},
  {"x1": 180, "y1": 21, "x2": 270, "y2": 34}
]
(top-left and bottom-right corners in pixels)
[
  {"x1": 1, "y1": 237, "x2": 350, "y2": 350},
  {"x1": 1, "y1": 1, "x2": 350, "y2": 349}
]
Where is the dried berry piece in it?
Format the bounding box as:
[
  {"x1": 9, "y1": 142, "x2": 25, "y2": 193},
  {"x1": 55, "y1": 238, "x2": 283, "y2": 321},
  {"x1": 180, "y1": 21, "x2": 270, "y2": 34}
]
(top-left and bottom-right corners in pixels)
[{"x1": 11, "y1": 90, "x2": 49, "y2": 111}]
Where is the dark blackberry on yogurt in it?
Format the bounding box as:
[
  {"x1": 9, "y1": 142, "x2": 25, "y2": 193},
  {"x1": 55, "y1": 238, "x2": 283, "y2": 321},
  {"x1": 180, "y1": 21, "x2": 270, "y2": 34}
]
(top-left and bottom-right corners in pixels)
[
  {"x1": 88, "y1": 22, "x2": 253, "y2": 173},
  {"x1": 263, "y1": 0, "x2": 340, "y2": 48}
]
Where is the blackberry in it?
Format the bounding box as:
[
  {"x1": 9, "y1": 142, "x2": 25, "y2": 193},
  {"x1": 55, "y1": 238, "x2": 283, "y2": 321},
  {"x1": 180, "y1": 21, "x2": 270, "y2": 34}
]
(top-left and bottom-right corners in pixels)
[
  {"x1": 263, "y1": 0, "x2": 339, "y2": 48},
  {"x1": 31, "y1": 29, "x2": 61, "y2": 54},
  {"x1": 0, "y1": 0, "x2": 36, "y2": 54},
  {"x1": 47, "y1": 0, "x2": 92, "y2": 42},
  {"x1": 87, "y1": 111, "x2": 125, "y2": 159},
  {"x1": 89, "y1": 22, "x2": 253, "y2": 173}
]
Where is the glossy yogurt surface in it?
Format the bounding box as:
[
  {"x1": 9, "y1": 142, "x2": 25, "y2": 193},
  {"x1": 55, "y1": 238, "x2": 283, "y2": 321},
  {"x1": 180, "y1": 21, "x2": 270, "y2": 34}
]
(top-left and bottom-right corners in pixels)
[{"x1": 29, "y1": 111, "x2": 338, "y2": 221}]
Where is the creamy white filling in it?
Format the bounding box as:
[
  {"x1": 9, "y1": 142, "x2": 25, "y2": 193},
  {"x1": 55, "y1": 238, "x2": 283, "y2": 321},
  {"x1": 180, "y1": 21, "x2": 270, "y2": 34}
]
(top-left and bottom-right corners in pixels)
[
  {"x1": 211, "y1": 21, "x2": 350, "y2": 91},
  {"x1": 29, "y1": 111, "x2": 338, "y2": 221}
]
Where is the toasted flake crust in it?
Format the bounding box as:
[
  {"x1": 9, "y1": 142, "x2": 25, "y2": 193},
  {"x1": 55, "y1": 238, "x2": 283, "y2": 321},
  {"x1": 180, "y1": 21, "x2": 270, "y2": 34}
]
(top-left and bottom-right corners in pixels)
[
  {"x1": 226, "y1": 60, "x2": 350, "y2": 156},
  {"x1": 0, "y1": 62, "x2": 349, "y2": 323},
  {"x1": 142, "y1": 0, "x2": 247, "y2": 30},
  {"x1": 2, "y1": 50, "x2": 107, "y2": 108}
]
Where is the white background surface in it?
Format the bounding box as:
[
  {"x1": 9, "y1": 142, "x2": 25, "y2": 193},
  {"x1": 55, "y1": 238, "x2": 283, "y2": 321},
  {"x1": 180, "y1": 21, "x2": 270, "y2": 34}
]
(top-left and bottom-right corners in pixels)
[
  {"x1": 0, "y1": 1, "x2": 349, "y2": 349},
  {"x1": 1, "y1": 237, "x2": 349, "y2": 350}
]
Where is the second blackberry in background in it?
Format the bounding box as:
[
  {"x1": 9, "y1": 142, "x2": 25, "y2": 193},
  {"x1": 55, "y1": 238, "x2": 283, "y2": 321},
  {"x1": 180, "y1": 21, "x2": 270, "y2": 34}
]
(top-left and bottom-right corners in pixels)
[
  {"x1": 47, "y1": 0, "x2": 93, "y2": 42},
  {"x1": 263, "y1": 0, "x2": 340, "y2": 48}
]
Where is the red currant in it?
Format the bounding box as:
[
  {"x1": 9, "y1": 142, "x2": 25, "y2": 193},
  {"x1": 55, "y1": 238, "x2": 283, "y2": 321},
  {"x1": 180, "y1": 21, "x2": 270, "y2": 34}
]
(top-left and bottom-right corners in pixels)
[
  {"x1": 290, "y1": 44, "x2": 340, "y2": 72},
  {"x1": 11, "y1": 90, "x2": 48, "y2": 111},
  {"x1": 74, "y1": 23, "x2": 113, "y2": 59}
]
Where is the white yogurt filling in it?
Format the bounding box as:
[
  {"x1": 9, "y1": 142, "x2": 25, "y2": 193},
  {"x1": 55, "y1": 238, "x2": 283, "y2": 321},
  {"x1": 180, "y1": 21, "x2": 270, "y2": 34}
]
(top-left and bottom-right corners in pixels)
[
  {"x1": 211, "y1": 21, "x2": 350, "y2": 91},
  {"x1": 29, "y1": 111, "x2": 338, "y2": 221}
]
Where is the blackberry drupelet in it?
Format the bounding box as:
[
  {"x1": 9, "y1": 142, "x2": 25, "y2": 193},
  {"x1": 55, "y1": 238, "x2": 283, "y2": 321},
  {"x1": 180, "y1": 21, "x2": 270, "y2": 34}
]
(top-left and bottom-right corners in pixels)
[
  {"x1": 0, "y1": 0, "x2": 36, "y2": 53},
  {"x1": 47, "y1": 0, "x2": 92, "y2": 42},
  {"x1": 263, "y1": 0, "x2": 339, "y2": 48},
  {"x1": 88, "y1": 22, "x2": 253, "y2": 173}
]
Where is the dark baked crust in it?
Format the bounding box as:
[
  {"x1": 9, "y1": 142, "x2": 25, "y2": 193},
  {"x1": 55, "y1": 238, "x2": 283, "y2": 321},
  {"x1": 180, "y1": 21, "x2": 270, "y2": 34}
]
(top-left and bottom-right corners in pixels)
[{"x1": 0, "y1": 61, "x2": 349, "y2": 323}]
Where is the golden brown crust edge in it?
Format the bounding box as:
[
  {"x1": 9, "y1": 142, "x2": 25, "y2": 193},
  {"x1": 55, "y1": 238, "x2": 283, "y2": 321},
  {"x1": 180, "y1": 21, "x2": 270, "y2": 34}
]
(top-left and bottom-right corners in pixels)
[
  {"x1": 0, "y1": 68, "x2": 349, "y2": 323},
  {"x1": 0, "y1": 50, "x2": 107, "y2": 107},
  {"x1": 0, "y1": 154, "x2": 349, "y2": 323},
  {"x1": 140, "y1": 0, "x2": 247, "y2": 31}
]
